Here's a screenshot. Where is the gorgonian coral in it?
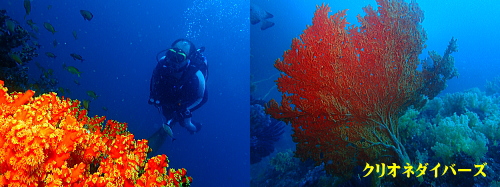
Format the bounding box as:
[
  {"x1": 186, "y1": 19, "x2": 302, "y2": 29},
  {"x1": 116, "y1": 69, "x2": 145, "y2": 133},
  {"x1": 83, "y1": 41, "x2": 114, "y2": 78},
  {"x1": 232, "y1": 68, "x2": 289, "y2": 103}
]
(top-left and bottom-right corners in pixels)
[{"x1": 267, "y1": 0, "x2": 457, "y2": 177}]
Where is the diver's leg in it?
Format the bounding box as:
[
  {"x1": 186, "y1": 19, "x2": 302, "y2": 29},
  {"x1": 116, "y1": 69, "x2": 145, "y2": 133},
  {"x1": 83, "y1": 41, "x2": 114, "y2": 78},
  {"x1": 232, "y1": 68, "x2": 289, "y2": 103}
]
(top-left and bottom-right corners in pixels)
[
  {"x1": 181, "y1": 117, "x2": 202, "y2": 134},
  {"x1": 147, "y1": 124, "x2": 168, "y2": 158},
  {"x1": 181, "y1": 117, "x2": 196, "y2": 132},
  {"x1": 147, "y1": 106, "x2": 175, "y2": 157}
]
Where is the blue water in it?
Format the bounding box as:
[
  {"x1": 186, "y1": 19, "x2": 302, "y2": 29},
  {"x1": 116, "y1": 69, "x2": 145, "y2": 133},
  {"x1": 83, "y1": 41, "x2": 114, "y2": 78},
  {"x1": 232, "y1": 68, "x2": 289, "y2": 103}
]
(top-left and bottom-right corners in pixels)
[
  {"x1": 251, "y1": 0, "x2": 500, "y2": 101},
  {"x1": 1, "y1": 0, "x2": 249, "y2": 186}
]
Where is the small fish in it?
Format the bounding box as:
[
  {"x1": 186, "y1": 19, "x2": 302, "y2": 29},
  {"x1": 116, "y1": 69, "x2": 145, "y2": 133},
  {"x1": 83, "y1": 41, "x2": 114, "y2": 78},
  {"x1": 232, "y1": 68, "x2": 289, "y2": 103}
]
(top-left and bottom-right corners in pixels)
[
  {"x1": 163, "y1": 121, "x2": 176, "y2": 142},
  {"x1": 82, "y1": 100, "x2": 90, "y2": 111},
  {"x1": 48, "y1": 77, "x2": 56, "y2": 85},
  {"x1": 47, "y1": 5, "x2": 52, "y2": 10},
  {"x1": 32, "y1": 41, "x2": 40, "y2": 48},
  {"x1": 45, "y1": 52, "x2": 57, "y2": 58},
  {"x1": 46, "y1": 69, "x2": 54, "y2": 76},
  {"x1": 250, "y1": 4, "x2": 275, "y2": 30},
  {"x1": 24, "y1": 0, "x2": 31, "y2": 19},
  {"x1": 102, "y1": 106, "x2": 108, "y2": 111},
  {"x1": 30, "y1": 24, "x2": 39, "y2": 32},
  {"x1": 30, "y1": 83, "x2": 40, "y2": 90},
  {"x1": 26, "y1": 19, "x2": 35, "y2": 26},
  {"x1": 26, "y1": 20, "x2": 37, "y2": 32},
  {"x1": 73, "y1": 79, "x2": 80, "y2": 85},
  {"x1": 72, "y1": 30, "x2": 78, "y2": 40},
  {"x1": 57, "y1": 87, "x2": 65, "y2": 94},
  {"x1": 44, "y1": 22, "x2": 56, "y2": 34},
  {"x1": 80, "y1": 10, "x2": 93, "y2": 21},
  {"x1": 29, "y1": 32, "x2": 38, "y2": 39},
  {"x1": 42, "y1": 69, "x2": 53, "y2": 78},
  {"x1": 86, "y1": 91, "x2": 99, "y2": 100},
  {"x1": 70, "y1": 53, "x2": 84, "y2": 62},
  {"x1": 6, "y1": 19, "x2": 15, "y2": 34},
  {"x1": 63, "y1": 65, "x2": 82, "y2": 77},
  {"x1": 9, "y1": 53, "x2": 22, "y2": 65},
  {"x1": 57, "y1": 87, "x2": 71, "y2": 95},
  {"x1": 52, "y1": 39, "x2": 58, "y2": 47}
]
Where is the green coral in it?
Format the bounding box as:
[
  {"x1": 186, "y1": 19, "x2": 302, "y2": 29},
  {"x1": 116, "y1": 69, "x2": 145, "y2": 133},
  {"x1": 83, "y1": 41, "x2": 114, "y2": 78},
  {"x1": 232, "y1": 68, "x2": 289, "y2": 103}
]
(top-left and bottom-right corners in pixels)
[
  {"x1": 433, "y1": 88, "x2": 500, "y2": 145},
  {"x1": 475, "y1": 116, "x2": 500, "y2": 145},
  {"x1": 486, "y1": 76, "x2": 500, "y2": 96},
  {"x1": 269, "y1": 149, "x2": 297, "y2": 173},
  {"x1": 399, "y1": 88, "x2": 500, "y2": 165},
  {"x1": 399, "y1": 108, "x2": 427, "y2": 138},
  {"x1": 439, "y1": 88, "x2": 497, "y2": 117},
  {"x1": 472, "y1": 98, "x2": 500, "y2": 145},
  {"x1": 431, "y1": 113, "x2": 488, "y2": 163},
  {"x1": 421, "y1": 97, "x2": 445, "y2": 124},
  {"x1": 490, "y1": 180, "x2": 500, "y2": 187}
]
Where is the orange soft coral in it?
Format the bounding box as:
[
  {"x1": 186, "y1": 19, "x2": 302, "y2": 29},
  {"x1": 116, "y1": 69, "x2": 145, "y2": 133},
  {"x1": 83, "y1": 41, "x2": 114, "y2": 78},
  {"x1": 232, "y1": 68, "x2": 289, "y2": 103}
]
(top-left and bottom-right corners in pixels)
[{"x1": 0, "y1": 80, "x2": 192, "y2": 186}]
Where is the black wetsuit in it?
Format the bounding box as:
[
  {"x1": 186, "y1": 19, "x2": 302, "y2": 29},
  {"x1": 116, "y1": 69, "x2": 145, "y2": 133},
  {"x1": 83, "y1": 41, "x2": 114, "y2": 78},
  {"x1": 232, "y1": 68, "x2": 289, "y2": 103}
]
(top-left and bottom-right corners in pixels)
[{"x1": 149, "y1": 56, "x2": 206, "y2": 122}]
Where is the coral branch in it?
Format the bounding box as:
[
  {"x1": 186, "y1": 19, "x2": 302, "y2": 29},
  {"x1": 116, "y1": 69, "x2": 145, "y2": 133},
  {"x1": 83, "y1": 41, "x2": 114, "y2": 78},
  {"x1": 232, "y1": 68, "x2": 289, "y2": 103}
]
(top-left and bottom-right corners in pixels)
[
  {"x1": 0, "y1": 80, "x2": 192, "y2": 186},
  {"x1": 420, "y1": 37, "x2": 460, "y2": 99}
]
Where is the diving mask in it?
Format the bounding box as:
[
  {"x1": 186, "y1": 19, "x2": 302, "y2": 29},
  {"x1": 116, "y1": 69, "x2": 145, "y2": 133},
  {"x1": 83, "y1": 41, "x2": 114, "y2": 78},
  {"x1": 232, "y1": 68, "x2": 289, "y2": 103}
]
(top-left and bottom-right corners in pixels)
[{"x1": 166, "y1": 48, "x2": 187, "y2": 63}]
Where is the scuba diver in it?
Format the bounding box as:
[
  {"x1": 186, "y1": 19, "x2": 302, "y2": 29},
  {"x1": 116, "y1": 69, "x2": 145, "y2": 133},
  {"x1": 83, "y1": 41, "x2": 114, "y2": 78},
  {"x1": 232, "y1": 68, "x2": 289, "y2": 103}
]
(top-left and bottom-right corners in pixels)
[{"x1": 147, "y1": 39, "x2": 208, "y2": 155}]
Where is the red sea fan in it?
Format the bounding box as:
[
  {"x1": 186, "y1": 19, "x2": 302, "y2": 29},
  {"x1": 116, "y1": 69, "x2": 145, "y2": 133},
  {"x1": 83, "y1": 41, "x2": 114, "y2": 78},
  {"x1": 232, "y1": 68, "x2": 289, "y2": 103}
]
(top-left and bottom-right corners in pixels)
[{"x1": 267, "y1": 0, "x2": 427, "y2": 177}]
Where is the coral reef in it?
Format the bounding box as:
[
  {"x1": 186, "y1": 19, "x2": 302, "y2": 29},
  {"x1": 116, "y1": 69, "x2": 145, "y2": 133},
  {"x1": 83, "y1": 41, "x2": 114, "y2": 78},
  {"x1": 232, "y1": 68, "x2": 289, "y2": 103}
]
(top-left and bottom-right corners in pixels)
[
  {"x1": 250, "y1": 97, "x2": 285, "y2": 164},
  {"x1": 266, "y1": 0, "x2": 457, "y2": 178},
  {"x1": 486, "y1": 76, "x2": 500, "y2": 96},
  {"x1": 0, "y1": 80, "x2": 192, "y2": 186},
  {"x1": 269, "y1": 151, "x2": 296, "y2": 173},
  {"x1": 251, "y1": 149, "x2": 336, "y2": 187},
  {"x1": 398, "y1": 88, "x2": 500, "y2": 186},
  {"x1": 419, "y1": 38, "x2": 460, "y2": 99},
  {"x1": 431, "y1": 112, "x2": 488, "y2": 163},
  {"x1": 256, "y1": 86, "x2": 500, "y2": 186},
  {"x1": 0, "y1": 10, "x2": 41, "y2": 92}
]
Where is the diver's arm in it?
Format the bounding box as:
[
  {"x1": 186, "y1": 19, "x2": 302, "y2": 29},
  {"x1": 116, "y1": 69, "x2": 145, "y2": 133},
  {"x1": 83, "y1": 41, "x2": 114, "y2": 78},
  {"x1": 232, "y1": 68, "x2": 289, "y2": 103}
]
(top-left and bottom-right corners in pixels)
[
  {"x1": 150, "y1": 66, "x2": 160, "y2": 94},
  {"x1": 185, "y1": 70, "x2": 205, "y2": 110},
  {"x1": 150, "y1": 74, "x2": 155, "y2": 93},
  {"x1": 149, "y1": 58, "x2": 164, "y2": 102}
]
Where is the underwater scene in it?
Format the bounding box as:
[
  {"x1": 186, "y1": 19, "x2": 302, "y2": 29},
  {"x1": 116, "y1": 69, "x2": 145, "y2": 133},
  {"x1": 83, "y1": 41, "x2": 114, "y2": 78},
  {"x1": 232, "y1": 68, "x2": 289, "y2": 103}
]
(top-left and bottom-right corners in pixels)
[
  {"x1": 0, "y1": 0, "x2": 248, "y2": 186},
  {"x1": 2, "y1": 0, "x2": 500, "y2": 186},
  {"x1": 251, "y1": 0, "x2": 500, "y2": 187}
]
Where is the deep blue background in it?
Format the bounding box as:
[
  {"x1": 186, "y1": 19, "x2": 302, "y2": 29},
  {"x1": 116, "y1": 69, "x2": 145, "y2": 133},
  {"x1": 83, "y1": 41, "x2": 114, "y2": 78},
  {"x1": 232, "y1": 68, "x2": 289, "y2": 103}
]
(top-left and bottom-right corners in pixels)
[
  {"x1": 1, "y1": 0, "x2": 249, "y2": 186},
  {"x1": 251, "y1": 0, "x2": 500, "y2": 101}
]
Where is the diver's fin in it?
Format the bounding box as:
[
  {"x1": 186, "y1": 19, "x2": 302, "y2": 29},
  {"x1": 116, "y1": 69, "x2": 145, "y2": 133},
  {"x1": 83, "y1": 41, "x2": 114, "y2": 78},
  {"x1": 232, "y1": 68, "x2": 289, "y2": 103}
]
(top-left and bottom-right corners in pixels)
[
  {"x1": 189, "y1": 121, "x2": 202, "y2": 135},
  {"x1": 146, "y1": 127, "x2": 168, "y2": 158},
  {"x1": 261, "y1": 20, "x2": 275, "y2": 30},
  {"x1": 162, "y1": 123, "x2": 176, "y2": 141}
]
